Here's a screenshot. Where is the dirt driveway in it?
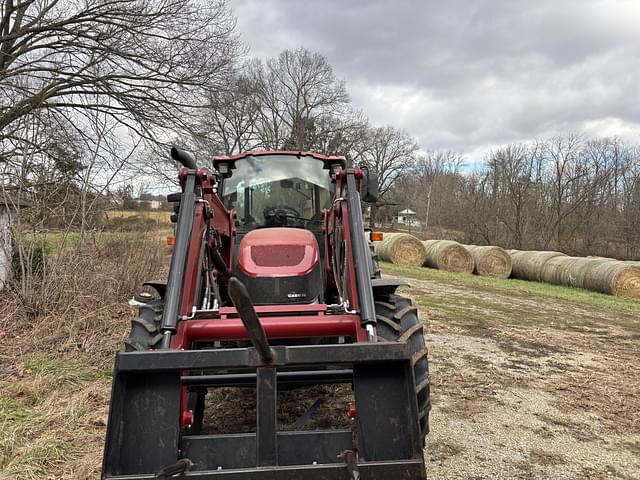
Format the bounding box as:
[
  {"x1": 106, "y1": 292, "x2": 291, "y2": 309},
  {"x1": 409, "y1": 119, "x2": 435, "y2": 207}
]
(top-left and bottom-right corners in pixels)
[{"x1": 399, "y1": 275, "x2": 640, "y2": 479}]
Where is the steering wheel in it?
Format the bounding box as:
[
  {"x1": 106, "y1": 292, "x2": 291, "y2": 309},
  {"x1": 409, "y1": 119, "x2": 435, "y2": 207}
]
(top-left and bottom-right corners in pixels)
[{"x1": 263, "y1": 206, "x2": 302, "y2": 227}]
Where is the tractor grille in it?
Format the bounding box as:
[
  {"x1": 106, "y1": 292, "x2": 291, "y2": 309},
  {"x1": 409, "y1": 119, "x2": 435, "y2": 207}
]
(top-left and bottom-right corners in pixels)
[{"x1": 251, "y1": 245, "x2": 306, "y2": 267}]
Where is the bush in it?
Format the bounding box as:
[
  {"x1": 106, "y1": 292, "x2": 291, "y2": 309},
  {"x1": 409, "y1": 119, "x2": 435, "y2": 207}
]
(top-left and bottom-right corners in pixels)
[
  {"x1": 11, "y1": 238, "x2": 48, "y2": 279},
  {"x1": 1, "y1": 232, "x2": 166, "y2": 363}
]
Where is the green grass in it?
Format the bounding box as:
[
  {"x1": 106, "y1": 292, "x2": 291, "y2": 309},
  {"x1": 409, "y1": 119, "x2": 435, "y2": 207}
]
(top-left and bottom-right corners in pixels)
[
  {"x1": 24, "y1": 354, "x2": 104, "y2": 387},
  {"x1": 381, "y1": 261, "x2": 640, "y2": 316},
  {"x1": 0, "y1": 354, "x2": 110, "y2": 477},
  {"x1": 4, "y1": 440, "x2": 69, "y2": 477},
  {"x1": 16, "y1": 231, "x2": 81, "y2": 254},
  {"x1": 0, "y1": 399, "x2": 40, "y2": 425}
]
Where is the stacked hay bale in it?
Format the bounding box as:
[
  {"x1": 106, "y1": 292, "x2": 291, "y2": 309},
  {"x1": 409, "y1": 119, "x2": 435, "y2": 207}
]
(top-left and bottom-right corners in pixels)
[
  {"x1": 463, "y1": 245, "x2": 512, "y2": 278},
  {"x1": 507, "y1": 250, "x2": 640, "y2": 299},
  {"x1": 582, "y1": 260, "x2": 640, "y2": 298},
  {"x1": 422, "y1": 240, "x2": 474, "y2": 273},
  {"x1": 509, "y1": 250, "x2": 566, "y2": 282},
  {"x1": 373, "y1": 233, "x2": 427, "y2": 266},
  {"x1": 538, "y1": 256, "x2": 608, "y2": 289}
]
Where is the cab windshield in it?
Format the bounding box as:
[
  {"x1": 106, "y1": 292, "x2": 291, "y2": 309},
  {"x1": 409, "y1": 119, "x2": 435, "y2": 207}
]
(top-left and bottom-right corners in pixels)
[{"x1": 220, "y1": 154, "x2": 332, "y2": 229}]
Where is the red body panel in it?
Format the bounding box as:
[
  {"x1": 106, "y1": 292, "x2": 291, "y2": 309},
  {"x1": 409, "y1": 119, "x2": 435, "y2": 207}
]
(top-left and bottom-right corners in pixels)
[
  {"x1": 179, "y1": 315, "x2": 358, "y2": 343},
  {"x1": 170, "y1": 303, "x2": 368, "y2": 349},
  {"x1": 237, "y1": 228, "x2": 319, "y2": 278}
]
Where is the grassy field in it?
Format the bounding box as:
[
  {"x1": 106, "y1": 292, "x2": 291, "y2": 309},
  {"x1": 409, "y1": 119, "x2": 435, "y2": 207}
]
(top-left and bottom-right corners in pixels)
[
  {"x1": 105, "y1": 210, "x2": 171, "y2": 222},
  {"x1": 0, "y1": 234, "x2": 166, "y2": 479},
  {"x1": 382, "y1": 261, "x2": 640, "y2": 316},
  {"x1": 0, "y1": 356, "x2": 112, "y2": 479},
  {"x1": 381, "y1": 262, "x2": 640, "y2": 478},
  {"x1": 1, "y1": 256, "x2": 639, "y2": 479}
]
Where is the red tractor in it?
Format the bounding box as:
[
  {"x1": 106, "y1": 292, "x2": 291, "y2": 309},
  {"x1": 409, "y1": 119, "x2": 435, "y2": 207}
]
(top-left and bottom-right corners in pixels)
[{"x1": 102, "y1": 148, "x2": 430, "y2": 479}]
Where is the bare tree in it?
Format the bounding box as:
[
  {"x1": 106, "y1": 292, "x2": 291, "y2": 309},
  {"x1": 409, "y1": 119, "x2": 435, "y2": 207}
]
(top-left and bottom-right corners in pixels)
[
  {"x1": 354, "y1": 125, "x2": 418, "y2": 227},
  {"x1": 540, "y1": 134, "x2": 612, "y2": 250},
  {"x1": 248, "y1": 48, "x2": 351, "y2": 150},
  {"x1": 618, "y1": 145, "x2": 640, "y2": 258},
  {"x1": 483, "y1": 144, "x2": 542, "y2": 248},
  {"x1": 195, "y1": 72, "x2": 262, "y2": 156},
  {"x1": 0, "y1": 0, "x2": 241, "y2": 167},
  {"x1": 412, "y1": 150, "x2": 464, "y2": 229}
]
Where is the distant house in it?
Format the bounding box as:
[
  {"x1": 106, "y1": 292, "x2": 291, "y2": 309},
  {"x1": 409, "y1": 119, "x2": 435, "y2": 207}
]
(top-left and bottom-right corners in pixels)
[
  {"x1": 0, "y1": 193, "x2": 33, "y2": 290},
  {"x1": 397, "y1": 208, "x2": 416, "y2": 225},
  {"x1": 132, "y1": 199, "x2": 163, "y2": 210}
]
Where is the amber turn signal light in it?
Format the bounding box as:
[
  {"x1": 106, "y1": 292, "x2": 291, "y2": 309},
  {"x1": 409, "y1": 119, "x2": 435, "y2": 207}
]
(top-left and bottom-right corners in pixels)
[
  {"x1": 370, "y1": 232, "x2": 384, "y2": 242},
  {"x1": 166, "y1": 235, "x2": 176, "y2": 246}
]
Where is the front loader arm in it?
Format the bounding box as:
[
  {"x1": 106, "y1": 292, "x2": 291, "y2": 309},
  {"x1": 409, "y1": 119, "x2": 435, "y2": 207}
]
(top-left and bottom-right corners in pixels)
[
  {"x1": 327, "y1": 166, "x2": 378, "y2": 338},
  {"x1": 160, "y1": 153, "x2": 235, "y2": 350}
]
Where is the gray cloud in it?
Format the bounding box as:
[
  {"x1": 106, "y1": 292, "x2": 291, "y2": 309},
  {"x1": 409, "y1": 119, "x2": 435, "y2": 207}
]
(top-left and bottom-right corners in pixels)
[{"x1": 233, "y1": 0, "x2": 640, "y2": 161}]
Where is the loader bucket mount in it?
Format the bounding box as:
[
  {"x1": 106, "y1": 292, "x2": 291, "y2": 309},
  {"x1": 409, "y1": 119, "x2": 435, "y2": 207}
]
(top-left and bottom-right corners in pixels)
[{"x1": 101, "y1": 148, "x2": 429, "y2": 479}]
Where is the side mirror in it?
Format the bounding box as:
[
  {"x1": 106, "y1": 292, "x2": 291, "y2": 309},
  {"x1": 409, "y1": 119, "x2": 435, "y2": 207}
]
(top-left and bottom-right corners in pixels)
[{"x1": 361, "y1": 170, "x2": 378, "y2": 203}]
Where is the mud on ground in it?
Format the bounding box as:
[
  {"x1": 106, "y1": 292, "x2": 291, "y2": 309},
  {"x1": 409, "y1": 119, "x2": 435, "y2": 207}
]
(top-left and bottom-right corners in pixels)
[{"x1": 404, "y1": 276, "x2": 640, "y2": 479}]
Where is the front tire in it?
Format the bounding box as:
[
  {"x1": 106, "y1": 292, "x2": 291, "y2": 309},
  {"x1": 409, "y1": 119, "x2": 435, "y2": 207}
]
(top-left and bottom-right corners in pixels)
[
  {"x1": 123, "y1": 298, "x2": 205, "y2": 433},
  {"x1": 375, "y1": 294, "x2": 431, "y2": 442},
  {"x1": 124, "y1": 299, "x2": 164, "y2": 351}
]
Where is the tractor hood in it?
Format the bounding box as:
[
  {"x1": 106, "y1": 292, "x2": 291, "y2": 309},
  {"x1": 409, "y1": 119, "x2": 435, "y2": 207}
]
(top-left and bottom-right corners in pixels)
[{"x1": 237, "y1": 228, "x2": 319, "y2": 278}]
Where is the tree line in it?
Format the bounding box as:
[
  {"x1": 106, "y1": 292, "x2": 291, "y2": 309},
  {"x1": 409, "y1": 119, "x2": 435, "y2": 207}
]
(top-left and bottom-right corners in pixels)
[
  {"x1": 1, "y1": 0, "x2": 638, "y2": 260},
  {"x1": 385, "y1": 137, "x2": 640, "y2": 259}
]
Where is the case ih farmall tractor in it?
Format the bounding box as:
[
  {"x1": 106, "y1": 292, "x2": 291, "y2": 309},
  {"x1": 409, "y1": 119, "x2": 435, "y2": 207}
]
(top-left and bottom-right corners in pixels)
[{"x1": 101, "y1": 148, "x2": 430, "y2": 479}]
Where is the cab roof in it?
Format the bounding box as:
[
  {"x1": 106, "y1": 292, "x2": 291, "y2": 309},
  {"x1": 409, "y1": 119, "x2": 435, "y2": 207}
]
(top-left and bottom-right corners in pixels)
[{"x1": 212, "y1": 150, "x2": 346, "y2": 163}]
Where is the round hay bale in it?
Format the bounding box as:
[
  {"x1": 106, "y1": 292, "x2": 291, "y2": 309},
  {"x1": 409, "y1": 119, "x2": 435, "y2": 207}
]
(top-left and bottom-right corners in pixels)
[
  {"x1": 422, "y1": 240, "x2": 474, "y2": 273},
  {"x1": 463, "y1": 245, "x2": 512, "y2": 278},
  {"x1": 560, "y1": 257, "x2": 611, "y2": 289},
  {"x1": 509, "y1": 251, "x2": 566, "y2": 281},
  {"x1": 539, "y1": 256, "x2": 581, "y2": 286},
  {"x1": 422, "y1": 240, "x2": 439, "y2": 250},
  {"x1": 582, "y1": 260, "x2": 640, "y2": 298},
  {"x1": 373, "y1": 233, "x2": 426, "y2": 266}
]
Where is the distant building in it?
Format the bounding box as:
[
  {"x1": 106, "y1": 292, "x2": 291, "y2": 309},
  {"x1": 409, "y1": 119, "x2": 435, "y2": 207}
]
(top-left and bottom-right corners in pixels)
[
  {"x1": 397, "y1": 208, "x2": 416, "y2": 225},
  {"x1": 132, "y1": 199, "x2": 163, "y2": 210},
  {"x1": 0, "y1": 193, "x2": 33, "y2": 290}
]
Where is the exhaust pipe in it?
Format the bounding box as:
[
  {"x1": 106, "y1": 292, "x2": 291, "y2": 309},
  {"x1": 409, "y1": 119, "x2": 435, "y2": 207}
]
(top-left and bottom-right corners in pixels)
[
  {"x1": 228, "y1": 277, "x2": 275, "y2": 363},
  {"x1": 171, "y1": 146, "x2": 198, "y2": 169}
]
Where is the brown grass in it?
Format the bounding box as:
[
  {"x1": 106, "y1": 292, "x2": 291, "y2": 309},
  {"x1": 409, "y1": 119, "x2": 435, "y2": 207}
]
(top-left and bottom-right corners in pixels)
[
  {"x1": 3, "y1": 234, "x2": 166, "y2": 364},
  {"x1": 103, "y1": 211, "x2": 171, "y2": 232},
  {"x1": 0, "y1": 233, "x2": 167, "y2": 479},
  {"x1": 373, "y1": 233, "x2": 427, "y2": 266},
  {"x1": 464, "y1": 245, "x2": 512, "y2": 278}
]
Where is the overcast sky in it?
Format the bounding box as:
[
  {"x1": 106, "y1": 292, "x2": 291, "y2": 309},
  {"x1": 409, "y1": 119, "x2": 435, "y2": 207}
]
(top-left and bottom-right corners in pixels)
[{"x1": 233, "y1": 0, "x2": 640, "y2": 162}]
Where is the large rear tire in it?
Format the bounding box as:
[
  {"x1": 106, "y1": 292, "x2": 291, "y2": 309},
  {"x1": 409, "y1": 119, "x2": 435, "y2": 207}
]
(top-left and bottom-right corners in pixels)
[{"x1": 375, "y1": 294, "x2": 431, "y2": 442}]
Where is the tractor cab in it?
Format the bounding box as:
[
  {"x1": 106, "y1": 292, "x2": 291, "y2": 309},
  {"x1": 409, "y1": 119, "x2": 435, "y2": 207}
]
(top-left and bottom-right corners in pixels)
[
  {"x1": 213, "y1": 152, "x2": 345, "y2": 305},
  {"x1": 214, "y1": 152, "x2": 341, "y2": 230}
]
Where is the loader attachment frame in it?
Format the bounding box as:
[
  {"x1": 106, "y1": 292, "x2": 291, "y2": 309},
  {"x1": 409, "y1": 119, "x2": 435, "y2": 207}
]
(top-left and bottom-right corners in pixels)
[
  {"x1": 102, "y1": 149, "x2": 428, "y2": 479},
  {"x1": 102, "y1": 342, "x2": 425, "y2": 479}
]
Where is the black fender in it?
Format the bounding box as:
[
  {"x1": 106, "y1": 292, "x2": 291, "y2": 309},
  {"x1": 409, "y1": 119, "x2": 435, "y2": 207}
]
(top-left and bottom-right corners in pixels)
[
  {"x1": 371, "y1": 277, "x2": 410, "y2": 297},
  {"x1": 143, "y1": 280, "x2": 167, "y2": 299}
]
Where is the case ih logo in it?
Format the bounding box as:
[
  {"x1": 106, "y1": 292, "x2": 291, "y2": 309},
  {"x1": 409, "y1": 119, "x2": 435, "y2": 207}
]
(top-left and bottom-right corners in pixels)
[{"x1": 287, "y1": 292, "x2": 306, "y2": 298}]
